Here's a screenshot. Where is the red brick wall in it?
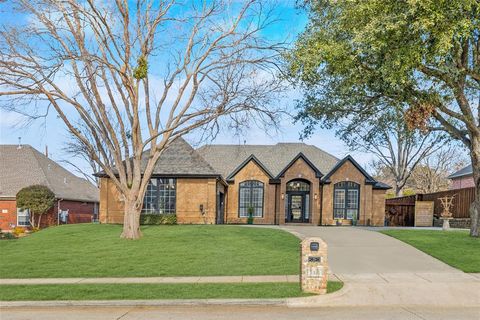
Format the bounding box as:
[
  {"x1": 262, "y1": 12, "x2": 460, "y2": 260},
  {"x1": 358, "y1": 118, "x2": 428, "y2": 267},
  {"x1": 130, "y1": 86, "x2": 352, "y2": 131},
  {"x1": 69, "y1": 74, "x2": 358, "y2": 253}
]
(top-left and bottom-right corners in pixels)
[
  {"x1": 451, "y1": 176, "x2": 474, "y2": 189},
  {"x1": 0, "y1": 199, "x2": 18, "y2": 230},
  {"x1": 0, "y1": 198, "x2": 97, "y2": 230}
]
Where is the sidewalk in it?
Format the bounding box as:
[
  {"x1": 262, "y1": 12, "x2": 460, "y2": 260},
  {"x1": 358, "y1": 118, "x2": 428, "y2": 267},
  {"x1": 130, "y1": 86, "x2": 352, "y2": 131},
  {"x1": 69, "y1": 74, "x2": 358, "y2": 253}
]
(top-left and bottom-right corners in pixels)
[{"x1": 0, "y1": 275, "x2": 300, "y2": 285}]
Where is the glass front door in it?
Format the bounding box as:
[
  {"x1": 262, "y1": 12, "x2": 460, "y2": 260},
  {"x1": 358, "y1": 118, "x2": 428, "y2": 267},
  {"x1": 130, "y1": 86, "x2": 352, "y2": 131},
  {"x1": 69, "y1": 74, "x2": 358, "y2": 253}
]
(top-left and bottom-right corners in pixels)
[{"x1": 287, "y1": 193, "x2": 309, "y2": 223}]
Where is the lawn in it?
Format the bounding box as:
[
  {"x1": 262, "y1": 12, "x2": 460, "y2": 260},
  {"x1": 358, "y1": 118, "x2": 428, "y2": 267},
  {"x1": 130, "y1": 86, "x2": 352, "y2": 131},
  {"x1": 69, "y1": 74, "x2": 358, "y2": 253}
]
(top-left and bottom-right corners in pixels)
[
  {"x1": 0, "y1": 282, "x2": 343, "y2": 301},
  {"x1": 381, "y1": 230, "x2": 480, "y2": 273},
  {"x1": 0, "y1": 224, "x2": 300, "y2": 278}
]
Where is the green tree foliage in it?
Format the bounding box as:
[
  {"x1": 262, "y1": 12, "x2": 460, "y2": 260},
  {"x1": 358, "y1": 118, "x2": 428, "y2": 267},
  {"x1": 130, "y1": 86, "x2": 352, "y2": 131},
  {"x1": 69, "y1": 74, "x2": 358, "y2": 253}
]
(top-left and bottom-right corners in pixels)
[
  {"x1": 288, "y1": 0, "x2": 480, "y2": 236},
  {"x1": 16, "y1": 185, "x2": 55, "y2": 228}
]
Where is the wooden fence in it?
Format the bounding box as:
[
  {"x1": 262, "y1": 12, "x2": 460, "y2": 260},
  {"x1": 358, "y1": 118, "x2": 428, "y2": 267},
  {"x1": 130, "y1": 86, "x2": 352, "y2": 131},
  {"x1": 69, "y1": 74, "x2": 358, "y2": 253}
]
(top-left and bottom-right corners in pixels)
[{"x1": 385, "y1": 187, "x2": 474, "y2": 226}]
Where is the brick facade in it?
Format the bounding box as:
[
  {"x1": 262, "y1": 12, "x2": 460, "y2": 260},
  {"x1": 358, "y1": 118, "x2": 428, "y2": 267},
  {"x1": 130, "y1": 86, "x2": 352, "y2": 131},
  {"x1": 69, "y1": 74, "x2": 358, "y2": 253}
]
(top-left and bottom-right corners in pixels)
[
  {"x1": 99, "y1": 177, "x2": 219, "y2": 224},
  {"x1": 98, "y1": 152, "x2": 388, "y2": 226},
  {"x1": 0, "y1": 198, "x2": 97, "y2": 230}
]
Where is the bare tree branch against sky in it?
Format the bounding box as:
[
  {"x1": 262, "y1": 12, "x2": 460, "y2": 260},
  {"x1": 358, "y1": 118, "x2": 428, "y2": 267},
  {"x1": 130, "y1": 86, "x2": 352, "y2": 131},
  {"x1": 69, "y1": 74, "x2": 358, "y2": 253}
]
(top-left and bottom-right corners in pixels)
[{"x1": 0, "y1": 0, "x2": 287, "y2": 239}]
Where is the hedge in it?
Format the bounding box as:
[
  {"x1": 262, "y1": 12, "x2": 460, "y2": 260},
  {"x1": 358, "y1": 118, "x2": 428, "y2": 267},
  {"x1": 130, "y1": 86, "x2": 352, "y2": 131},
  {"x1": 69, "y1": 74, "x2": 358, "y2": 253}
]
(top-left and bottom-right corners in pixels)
[{"x1": 140, "y1": 214, "x2": 177, "y2": 225}]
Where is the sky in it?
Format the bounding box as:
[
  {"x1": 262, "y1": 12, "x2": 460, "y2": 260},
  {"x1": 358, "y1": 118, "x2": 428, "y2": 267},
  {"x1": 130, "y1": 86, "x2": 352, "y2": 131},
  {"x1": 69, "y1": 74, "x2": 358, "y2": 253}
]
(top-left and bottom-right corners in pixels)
[{"x1": 0, "y1": 1, "x2": 377, "y2": 179}]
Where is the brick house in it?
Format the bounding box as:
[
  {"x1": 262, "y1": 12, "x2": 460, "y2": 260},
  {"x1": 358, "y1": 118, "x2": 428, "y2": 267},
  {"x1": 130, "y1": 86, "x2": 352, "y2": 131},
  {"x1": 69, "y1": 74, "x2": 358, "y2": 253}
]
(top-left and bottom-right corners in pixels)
[
  {"x1": 97, "y1": 138, "x2": 390, "y2": 226},
  {"x1": 0, "y1": 145, "x2": 99, "y2": 230},
  {"x1": 448, "y1": 165, "x2": 475, "y2": 189}
]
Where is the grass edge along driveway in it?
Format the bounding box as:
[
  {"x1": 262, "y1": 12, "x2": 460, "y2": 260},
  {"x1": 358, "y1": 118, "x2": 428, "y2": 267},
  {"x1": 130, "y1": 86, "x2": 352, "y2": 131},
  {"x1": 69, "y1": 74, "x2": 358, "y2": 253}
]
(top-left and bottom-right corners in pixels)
[
  {"x1": 381, "y1": 229, "x2": 479, "y2": 273},
  {"x1": 0, "y1": 224, "x2": 300, "y2": 278},
  {"x1": 0, "y1": 282, "x2": 344, "y2": 301}
]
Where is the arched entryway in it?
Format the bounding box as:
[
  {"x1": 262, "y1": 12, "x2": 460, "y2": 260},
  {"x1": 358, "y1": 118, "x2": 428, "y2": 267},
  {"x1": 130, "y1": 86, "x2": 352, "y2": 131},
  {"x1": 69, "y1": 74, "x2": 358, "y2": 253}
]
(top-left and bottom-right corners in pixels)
[{"x1": 285, "y1": 179, "x2": 311, "y2": 223}]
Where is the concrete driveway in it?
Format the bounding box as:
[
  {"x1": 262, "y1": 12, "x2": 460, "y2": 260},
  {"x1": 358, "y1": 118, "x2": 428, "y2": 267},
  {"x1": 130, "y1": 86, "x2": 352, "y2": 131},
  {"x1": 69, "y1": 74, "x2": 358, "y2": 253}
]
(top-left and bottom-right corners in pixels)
[{"x1": 281, "y1": 226, "x2": 460, "y2": 274}]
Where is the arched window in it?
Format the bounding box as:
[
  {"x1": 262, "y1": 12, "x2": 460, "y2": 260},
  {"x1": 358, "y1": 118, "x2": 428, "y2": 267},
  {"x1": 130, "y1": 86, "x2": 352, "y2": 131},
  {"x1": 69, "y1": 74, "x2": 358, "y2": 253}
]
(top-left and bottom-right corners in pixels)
[
  {"x1": 286, "y1": 180, "x2": 310, "y2": 192},
  {"x1": 239, "y1": 180, "x2": 264, "y2": 218},
  {"x1": 334, "y1": 181, "x2": 360, "y2": 220}
]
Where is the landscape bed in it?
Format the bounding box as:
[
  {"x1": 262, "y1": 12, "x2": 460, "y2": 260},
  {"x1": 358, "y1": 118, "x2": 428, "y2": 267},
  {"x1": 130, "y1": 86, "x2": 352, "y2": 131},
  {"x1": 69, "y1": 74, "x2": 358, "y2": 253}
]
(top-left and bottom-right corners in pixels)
[
  {"x1": 0, "y1": 224, "x2": 300, "y2": 278},
  {"x1": 381, "y1": 229, "x2": 480, "y2": 273},
  {"x1": 0, "y1": 282, "x2": 343, "y2": 301}
]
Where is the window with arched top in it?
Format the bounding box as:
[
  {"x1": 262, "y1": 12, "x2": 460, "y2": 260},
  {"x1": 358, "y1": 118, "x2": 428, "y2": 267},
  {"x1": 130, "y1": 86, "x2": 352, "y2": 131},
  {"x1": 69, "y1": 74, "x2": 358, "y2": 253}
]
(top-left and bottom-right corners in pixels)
[
  {"x1": 286, "y1": 180, "x2": 310, "y2": 192},
  {"x1": 238, "y1": 180, "x2": 264, "y2": 218},
  {"x1": 334, "y1": 181, "x2": 360, "y2": 220}
]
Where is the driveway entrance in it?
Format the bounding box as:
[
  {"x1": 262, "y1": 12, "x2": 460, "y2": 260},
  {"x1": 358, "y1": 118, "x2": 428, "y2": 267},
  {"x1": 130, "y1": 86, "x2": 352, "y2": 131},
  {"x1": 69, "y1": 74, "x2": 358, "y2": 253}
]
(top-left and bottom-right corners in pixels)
[{"x1": 281, "y1": 226, "x2": 460, "y2": 274}]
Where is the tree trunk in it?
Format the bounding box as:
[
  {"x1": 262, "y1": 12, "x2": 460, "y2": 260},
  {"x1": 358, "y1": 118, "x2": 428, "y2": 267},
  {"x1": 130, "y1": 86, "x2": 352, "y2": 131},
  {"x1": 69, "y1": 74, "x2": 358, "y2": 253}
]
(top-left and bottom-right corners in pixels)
[
  {"x1": 394, "y1": 185, "x2": 403, "y2": 197},
  {"x1": 37, "y1": 214, "x2": 42, "y2": 229},
  {"x1": 469, "y1": 141, "x2": 480, "y2": 237},
  {"x1": 121, "y1": 197, "x2": 142, "y2": 239}
]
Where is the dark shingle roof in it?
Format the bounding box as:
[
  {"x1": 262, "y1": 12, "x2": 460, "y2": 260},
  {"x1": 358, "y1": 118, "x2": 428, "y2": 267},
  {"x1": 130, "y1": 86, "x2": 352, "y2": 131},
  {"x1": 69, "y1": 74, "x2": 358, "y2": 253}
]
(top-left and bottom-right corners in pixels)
[
  {"x1": 448, "y1": 164, "x2": 472, "y2": 179},
  {"x1": 95, "y1": 137, "x2": 218, "y2": 177},
  {"x1": 197, "y1": 142, "x2": 339, "y2": 178},
  {"x1": 0, "y1": 145, "x2": 99, "y2": 202}
]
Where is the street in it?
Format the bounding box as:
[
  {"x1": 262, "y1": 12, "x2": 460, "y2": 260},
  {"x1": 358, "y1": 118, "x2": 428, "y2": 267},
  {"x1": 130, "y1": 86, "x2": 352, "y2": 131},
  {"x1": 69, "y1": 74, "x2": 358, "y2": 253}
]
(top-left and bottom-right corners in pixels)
[{"x1": 1, "y1": 305, "x2": 479, "y2": 320}]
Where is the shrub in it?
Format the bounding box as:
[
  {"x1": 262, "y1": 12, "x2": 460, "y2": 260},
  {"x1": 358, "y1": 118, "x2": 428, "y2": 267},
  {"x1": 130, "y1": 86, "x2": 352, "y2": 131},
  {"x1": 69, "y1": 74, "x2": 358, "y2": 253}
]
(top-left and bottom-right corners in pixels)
[
  {"x1": 140, "y1": 214, "x2": 177, "y2": 225},
  {"x1": 1, "y1": 232, "x2": 17, "y2": 240},
  {"x1": 12, "y1": 227, "x2": 25, "y2": 236}
]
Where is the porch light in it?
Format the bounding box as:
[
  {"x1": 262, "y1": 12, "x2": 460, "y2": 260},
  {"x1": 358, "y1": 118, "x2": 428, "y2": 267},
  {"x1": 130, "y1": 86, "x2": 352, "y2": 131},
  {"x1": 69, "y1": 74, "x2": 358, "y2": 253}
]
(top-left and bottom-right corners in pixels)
[
  {"x1": 281, "y1": 193, "x2": 284, "y2": 200},
  {"x1": 314, "y1": 193, "x2": 318, "y2": 200}
]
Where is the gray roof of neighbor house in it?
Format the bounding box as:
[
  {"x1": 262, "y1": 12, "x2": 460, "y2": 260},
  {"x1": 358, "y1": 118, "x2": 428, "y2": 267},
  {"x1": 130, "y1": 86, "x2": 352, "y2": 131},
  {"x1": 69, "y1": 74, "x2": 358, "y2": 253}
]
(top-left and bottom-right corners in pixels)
[
  {"x1": 448, "y1": 164, "x2": 473, "y2": 179},
  {"x1": 0, "y1": 145, "x2": 99, "y2": 202},
  {"x1": 94, "y1": 137, "x2": 219, "y2": 177},
  {"x1": 197, "y1": 142, "x2": 340, "y2": 178}
]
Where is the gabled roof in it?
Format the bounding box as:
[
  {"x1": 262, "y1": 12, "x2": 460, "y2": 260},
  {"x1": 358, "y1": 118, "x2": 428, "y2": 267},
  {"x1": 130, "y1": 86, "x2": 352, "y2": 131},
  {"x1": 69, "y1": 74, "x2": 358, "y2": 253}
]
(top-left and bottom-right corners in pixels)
[
  {"x1": 322, "y1": 155, "x2": 391, "y2": 189},
  {"x1": 95, "y1": 137, "x2": 219, "y2": 177},
  {"x1": 226, "y1": 154, "x2": 274, "y2": 180},
  {"x1": 448, "y1": 164, "x2": 472, "y2": 179},
  {"x1": 0, "y1": 145, "x2": 99, "y2": 202},
  {"x1": 197, "y1": 142, "x2": 339, "y2": 179},
  {"x1": 276, "y1": 152, "x2": 323, "y2": 178}
]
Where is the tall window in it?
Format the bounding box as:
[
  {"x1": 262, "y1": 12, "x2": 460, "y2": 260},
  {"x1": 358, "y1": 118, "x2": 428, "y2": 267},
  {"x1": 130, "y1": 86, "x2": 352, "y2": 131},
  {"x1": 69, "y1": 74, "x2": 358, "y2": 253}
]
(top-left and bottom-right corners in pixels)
[
  {"x1": 333, "y1": 181, "x2": 359, "y2": 220},
  {"x1": 17, "y1": 208, "x2": 30, "y2": 226},
  {"x1": 239, "y1": 180, "x2": 264, "y2": 217},
  {"x1": 142, "y1": 178, "x2": 176, "y2": 214}
]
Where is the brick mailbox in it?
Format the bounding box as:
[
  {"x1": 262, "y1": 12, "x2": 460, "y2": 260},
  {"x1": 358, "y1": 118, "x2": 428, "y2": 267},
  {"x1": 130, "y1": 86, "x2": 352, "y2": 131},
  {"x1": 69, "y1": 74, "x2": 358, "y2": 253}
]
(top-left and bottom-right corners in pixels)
[{"x1": 301, "y1": 237, "x2": 328, "y2": 294}]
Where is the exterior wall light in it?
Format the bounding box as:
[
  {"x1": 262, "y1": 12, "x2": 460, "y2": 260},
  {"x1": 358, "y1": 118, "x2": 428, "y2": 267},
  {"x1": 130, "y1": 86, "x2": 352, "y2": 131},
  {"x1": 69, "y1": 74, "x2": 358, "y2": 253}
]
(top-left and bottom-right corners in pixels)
[
  {"x1": 281, "y1": 193, "x2": 284, "y2": 200},
  {"x1": 314, "y1": 193, "x2": 318, "y2": 200}
]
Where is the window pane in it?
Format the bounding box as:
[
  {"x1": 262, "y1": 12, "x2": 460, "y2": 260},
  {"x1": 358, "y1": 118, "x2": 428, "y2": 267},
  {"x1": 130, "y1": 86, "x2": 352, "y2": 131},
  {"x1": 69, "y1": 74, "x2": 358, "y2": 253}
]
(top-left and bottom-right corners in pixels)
[
  {"x1": 238, "y1": 180, "x2": 264, "y2": 218},
  {"x1": 347, "y1": 190, "x2": 359, "y2": 208},
  {"x1": 287, "y1": 180, "x2": 310, "y2": 191},
  {"x1": 17, "y1": 208, "x2": 30, "y2": 226},
  {"x1": 142, "y1": 178, "x2": 176, "y2": 214},
  {"x1": 305, "y1": 194, "x2": 310, "y2": 220},
  {"x1": 334, "y1": 189, "x2": 345, "y2": 208}
]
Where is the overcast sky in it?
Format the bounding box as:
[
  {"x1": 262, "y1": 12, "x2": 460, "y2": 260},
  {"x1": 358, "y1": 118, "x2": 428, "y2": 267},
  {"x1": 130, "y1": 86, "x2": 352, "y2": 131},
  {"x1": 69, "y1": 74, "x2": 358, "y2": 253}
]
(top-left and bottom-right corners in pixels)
[{"x1": 0, "y1": 1, "x2": 377, "y2": 179}]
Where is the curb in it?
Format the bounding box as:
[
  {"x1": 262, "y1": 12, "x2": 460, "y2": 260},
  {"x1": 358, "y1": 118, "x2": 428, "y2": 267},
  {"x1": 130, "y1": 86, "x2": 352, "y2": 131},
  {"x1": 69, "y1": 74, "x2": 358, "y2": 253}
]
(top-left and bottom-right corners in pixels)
[{"x1": 0, "y1": 298, "x2": 288, "y2": 308}]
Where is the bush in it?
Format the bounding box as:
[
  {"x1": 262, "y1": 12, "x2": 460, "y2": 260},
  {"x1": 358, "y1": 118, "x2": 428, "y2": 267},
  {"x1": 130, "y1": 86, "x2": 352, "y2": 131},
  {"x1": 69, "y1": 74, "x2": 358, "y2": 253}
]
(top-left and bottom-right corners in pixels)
[
  {"x1": 1, "y1": 231, "x2": 17, "y2": 240},
  {"x1": 12, "y1": 227, "x2": 25, "y2": 236},
  {"x1": 140, "y1": 214, "x2": 177, "y2": 225}
]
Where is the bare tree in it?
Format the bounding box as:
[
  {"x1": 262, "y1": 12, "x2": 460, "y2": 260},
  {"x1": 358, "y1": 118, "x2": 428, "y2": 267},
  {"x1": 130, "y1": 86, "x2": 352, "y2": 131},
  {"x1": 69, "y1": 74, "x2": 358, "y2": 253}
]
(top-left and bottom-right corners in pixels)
[
  {"x1": 335, "y1": 107, "x2": 445, "y2": 197},
  {"x1": 410, "y1": 146, "x2": 468, "y2": 194},
  {"x1": 0, "y1": 0, "x2": 285, "y2": 239}
]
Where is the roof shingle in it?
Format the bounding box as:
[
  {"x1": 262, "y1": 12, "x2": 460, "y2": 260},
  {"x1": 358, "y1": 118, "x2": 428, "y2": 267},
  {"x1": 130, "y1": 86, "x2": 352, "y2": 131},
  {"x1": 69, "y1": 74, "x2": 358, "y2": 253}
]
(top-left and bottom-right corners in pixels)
[{"x1": 0, "y1": 145, "x2": 99, "y2": 202}]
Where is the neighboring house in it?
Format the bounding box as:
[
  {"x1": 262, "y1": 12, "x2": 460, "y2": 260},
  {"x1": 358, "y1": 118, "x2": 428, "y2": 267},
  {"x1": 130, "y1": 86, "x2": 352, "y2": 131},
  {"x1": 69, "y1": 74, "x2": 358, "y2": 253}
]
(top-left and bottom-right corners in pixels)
[
  {"x1": 0, "y1": 145, "x2": 99, "y2": 230},
  {"x1": 97, "y1": 138, "x2": 391, "y2": 226},
  {"x1": 448, "y1": 165, "x2": 474, "y2": 189}
]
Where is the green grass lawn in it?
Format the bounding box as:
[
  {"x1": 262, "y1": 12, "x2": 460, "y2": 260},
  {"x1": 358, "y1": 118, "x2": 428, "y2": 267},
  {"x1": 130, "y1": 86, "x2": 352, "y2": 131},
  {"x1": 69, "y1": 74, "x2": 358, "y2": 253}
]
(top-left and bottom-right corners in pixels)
[
  {"x1": 0, "y1": 282, "x2": 343, "y2": 301},
  {"x1": 0, "y1": 224, "x2": 300, "y2": 278},
  {"x1": 381, "y1": 230, "x2": 480, "y2": 273}
]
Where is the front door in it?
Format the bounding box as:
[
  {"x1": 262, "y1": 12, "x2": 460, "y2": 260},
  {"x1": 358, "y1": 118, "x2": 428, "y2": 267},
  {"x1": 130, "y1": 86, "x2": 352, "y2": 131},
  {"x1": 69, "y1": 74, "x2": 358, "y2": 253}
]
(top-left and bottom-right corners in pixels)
[{"x1": 288, "y1": 194, "x2": 307, "y2": 223}]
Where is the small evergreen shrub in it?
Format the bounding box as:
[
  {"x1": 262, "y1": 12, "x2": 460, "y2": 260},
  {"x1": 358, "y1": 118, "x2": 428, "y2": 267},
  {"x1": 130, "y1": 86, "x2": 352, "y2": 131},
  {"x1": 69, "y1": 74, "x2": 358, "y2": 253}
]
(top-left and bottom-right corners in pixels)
[{"x1": 140, "y1": 214, "x2": 177, "y2": 225}]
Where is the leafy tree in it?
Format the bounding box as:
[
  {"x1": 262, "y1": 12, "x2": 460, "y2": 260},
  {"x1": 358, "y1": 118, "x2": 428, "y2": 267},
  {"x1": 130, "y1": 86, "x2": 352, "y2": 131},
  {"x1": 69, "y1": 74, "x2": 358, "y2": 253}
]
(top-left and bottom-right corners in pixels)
[
  {"x1": 288, "y1": 0, "x2": 480, "y2": 237},
  {"x1": 16, "y1": 185, "x2": 55, "y2": 229}
]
